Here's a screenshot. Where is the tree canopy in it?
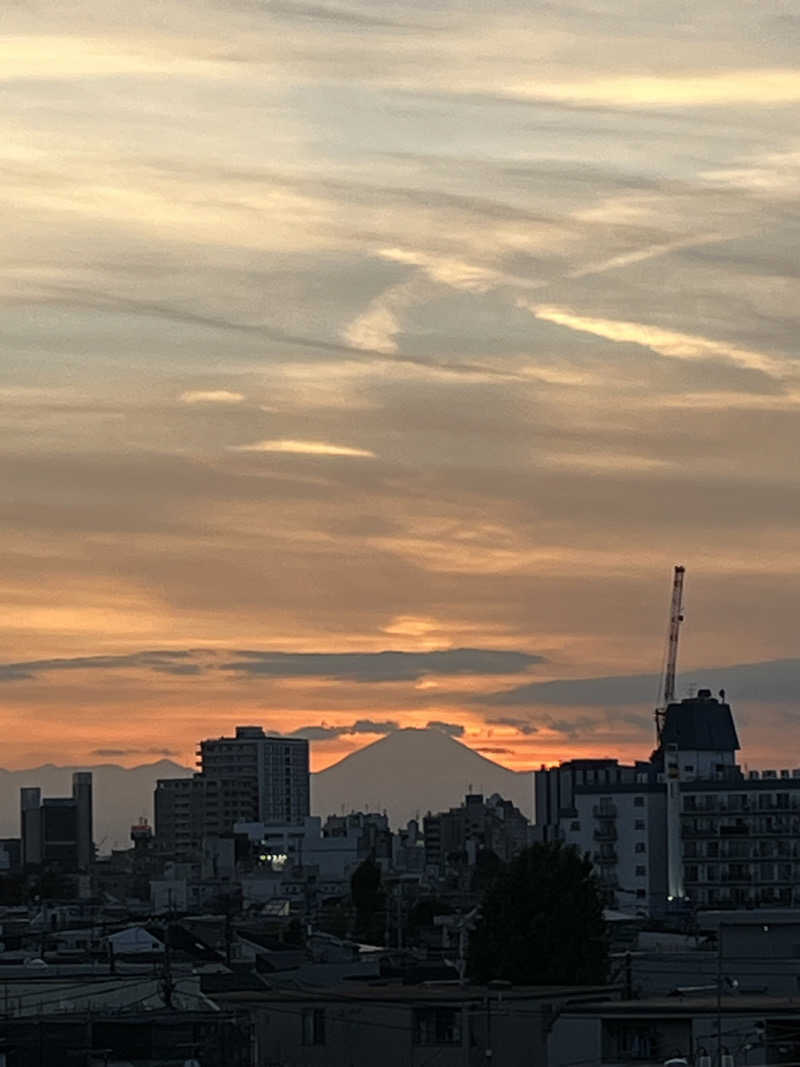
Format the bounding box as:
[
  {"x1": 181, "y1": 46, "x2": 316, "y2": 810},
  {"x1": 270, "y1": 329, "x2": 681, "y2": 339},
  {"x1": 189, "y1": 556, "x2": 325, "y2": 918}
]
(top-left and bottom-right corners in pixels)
[
  {"x1": 350, "y1": 855, "x2": 385, "y2": 944},
  {"x1": 468, "y1": 841, "x2": 608, "y2": 985}
]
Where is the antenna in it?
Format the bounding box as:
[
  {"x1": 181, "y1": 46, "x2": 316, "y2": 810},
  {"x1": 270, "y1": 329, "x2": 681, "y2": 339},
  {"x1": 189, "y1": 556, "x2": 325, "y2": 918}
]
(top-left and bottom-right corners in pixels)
[{"x1": 655, "y1": 565, "x2": 685, "y2": 744}]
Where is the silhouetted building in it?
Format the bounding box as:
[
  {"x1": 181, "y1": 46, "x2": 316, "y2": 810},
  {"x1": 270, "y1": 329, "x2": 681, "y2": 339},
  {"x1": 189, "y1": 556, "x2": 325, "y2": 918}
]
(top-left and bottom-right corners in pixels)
[
  {"x1": 20, "y1": 772, "x2": 93, "y2": 872},
  {"x1": 424, "y1": 793, "x2": 529, "y2": 870},
  {"x1": 156, "y1": 726, "x2": 310, "y2": 858},
  {"x1": 200, "y1": 726, "x2": 310, "y2": 825},
  {"x1": 155, "y1": 776, "x2": 257, "y2": 858}
]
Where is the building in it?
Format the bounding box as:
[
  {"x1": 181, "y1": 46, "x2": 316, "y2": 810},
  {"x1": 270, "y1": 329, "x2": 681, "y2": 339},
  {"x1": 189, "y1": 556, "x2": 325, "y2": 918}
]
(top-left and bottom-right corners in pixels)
[
  {"x1": 549, "y1": 993, "x2": 799, "y2": 1067},
  {"x1": 200, "y1": 726, "x2": 310, "y2": 825},
  {"x1": 155, "y1": 726, "x2": 310, "y2": 859},
  {"x1": 20, "y1": 772, "x2": 93, "y2": 872},
  {"x1": 424, "y1": 793, "x2": 530, "y2": 870},
  {"x1": 154, "y1": 775, "x2": 257, "y2": 857},
  {"x1": 210, "y1": 983, "x2": 614, "y2": 1067},
  {"x1": 536, "y1": 690, "x2": 800, "y2": 913}
]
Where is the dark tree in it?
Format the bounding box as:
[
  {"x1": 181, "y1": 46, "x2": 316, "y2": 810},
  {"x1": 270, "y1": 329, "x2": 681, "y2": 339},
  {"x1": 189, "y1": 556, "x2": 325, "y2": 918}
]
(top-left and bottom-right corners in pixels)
[
  {"x1": 350, "y1": 855, "x2": 385, "y2": 944},
  {"x1": 468, "y1": 842, "x2": 608, "y2": 985},
  {"x1": 470, "y1": 848, "x2": 504, "y2": 895}
]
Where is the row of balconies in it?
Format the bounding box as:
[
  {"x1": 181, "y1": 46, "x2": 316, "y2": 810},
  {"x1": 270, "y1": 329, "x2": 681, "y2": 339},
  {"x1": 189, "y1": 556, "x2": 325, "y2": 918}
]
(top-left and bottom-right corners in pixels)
[
  {"x1": 683, "y1": 822, "x2": 800, "y2": 836},
  {"x1": 685, "y1": 869, "x2": 796, "y2": 884},
  {"x1": 683, "y1": 798, "x2": 799, "y2": 813},
  {"x1": 684, "y1": 846, "x2": 800, "y2": 860}
]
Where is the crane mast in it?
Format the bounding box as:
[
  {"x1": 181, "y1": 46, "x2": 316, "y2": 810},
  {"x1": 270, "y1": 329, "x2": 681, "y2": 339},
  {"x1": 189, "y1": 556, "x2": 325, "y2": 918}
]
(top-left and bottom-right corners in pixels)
[{"x1": 656, "y1": 565, "x2": 685, "y2": 742}]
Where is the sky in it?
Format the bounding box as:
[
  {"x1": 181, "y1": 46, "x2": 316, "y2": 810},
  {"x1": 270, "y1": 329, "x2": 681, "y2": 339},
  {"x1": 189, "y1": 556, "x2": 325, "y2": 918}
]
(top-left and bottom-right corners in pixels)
[{"x1": 2, "y1": 0, "x2": 800, "y2": 773}]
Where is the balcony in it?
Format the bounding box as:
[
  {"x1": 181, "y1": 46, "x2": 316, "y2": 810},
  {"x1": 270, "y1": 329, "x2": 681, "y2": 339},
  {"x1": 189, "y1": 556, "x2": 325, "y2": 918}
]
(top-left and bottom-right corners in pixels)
[
  {"x1": 594, "y1": 827, "x2": 617, "y2": 842},
  {"x1": 593, "y1": 805, "x2": 617, "y2": 819},
  {"x1": 595, "y1": 851, "x2": 618, "y2": 865}
]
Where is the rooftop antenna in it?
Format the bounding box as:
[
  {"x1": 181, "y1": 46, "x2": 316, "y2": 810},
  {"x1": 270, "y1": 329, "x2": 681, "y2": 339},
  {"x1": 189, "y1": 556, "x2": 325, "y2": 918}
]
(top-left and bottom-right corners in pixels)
[{"x1": 655, "y1": 565, "x2": 685, "y2": 744}]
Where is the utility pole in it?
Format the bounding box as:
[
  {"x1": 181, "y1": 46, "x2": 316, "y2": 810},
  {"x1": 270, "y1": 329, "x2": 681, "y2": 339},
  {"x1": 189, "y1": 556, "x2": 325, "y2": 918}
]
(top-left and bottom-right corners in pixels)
[
  {"x1": 485, "y1": 993, "x2": 492, "y2": 1066},
  {"x1": 161, "y1": 924, "x2": 175, "y2": 1009}
]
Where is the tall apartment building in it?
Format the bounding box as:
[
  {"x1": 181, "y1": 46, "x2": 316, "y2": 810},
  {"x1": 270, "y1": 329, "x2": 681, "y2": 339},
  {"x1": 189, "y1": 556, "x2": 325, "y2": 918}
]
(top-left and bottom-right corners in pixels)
[
  {"x1": 199, "y1": 726, "x2": 310, "y2": 825},
  {"x1": 536, "y1": 690, "x2": 800, "y2": 914},
  {"x1": 20, "y1": 771, "x2": 93, "y2": 871},
  {"x1": 155, "y1": 727, "x2": 310, "y2": 858}
]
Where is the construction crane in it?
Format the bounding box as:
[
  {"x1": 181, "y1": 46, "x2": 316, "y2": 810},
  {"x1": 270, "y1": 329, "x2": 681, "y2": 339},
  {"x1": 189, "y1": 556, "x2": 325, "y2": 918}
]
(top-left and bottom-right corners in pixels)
[{"x1": 655, "y1": 564, "x2": 685, "y2": 743}]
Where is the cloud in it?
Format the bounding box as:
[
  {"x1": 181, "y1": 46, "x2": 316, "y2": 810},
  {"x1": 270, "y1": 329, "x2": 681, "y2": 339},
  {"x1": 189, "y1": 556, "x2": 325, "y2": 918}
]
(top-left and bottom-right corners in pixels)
[
  {"x1": 526, "y1": 304, "x2": 790, "y2": 380},
  {"x1": 487, "y1": 716, "x2": 539, "y2": 735},
  {"x1": 342, "y1": 279, "x2": 422, "y2": 354},
  {"x1": 0, "y1": 648, "x2": 543, "y2": 685},
  {"x1": 0, "y1": 651, "x2": 199, "y2": 682},
  {"x1": 223, "y1": 648, "x2": 544, "y2": 683},
  {"x1": 286, "y1": 719, "x2": 399, "y2": 740},
  {"x1": 475, "y1": 746, "x2": 513, "y2": 755},
  {"x1": 499, "y1": 69, "x2": 800, "y2": 110},
  {"x1": 482, "y1": 658, "x2": 800, "y2": 707},
  {"x1": 179, "y1": 390, "x2": 245, "y2": 404},
  {"x1": 229, "y1": 439, "x2": 376, "y2": 458},
  {"x1": 91, "y1": 747, "x2": 179, "y2": 757},
  {"x1": 425, "y1": 720, "x2": 465, "y2": 737}
]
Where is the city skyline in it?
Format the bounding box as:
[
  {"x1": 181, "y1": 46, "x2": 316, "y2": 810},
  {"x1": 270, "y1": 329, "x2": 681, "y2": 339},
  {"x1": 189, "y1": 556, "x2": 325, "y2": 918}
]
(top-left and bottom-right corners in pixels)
[{"x1": 3, "y1": 0, "x2": 800, "y2": 771}]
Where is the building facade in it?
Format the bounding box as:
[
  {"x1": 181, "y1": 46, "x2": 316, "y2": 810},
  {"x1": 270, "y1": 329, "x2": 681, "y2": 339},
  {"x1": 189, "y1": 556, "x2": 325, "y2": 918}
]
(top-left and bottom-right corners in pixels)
[
  {"x1": 423, "y1": 793, "x2": 530, "y2": 870},
  {"x1": 536, "y1": 690, "x2": 800, "y2": 913},
  {"x1": 199, "y1": 726, "x2": 310, "y2": 825},
  {"x1": 20, "y1": 771, "x2": 93, "y2": 872},
  {"x1": 155, "y1": 726, "x2": 310, "y2": 858}
]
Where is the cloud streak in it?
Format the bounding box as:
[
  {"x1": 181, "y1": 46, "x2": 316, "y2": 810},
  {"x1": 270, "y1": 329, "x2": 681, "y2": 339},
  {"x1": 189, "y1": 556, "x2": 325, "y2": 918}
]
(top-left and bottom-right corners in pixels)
[
  {"x1": 229, "y1": 439, "x2": 376, "y2": 458},
  {"x1": 0, "y1": 648, "x2": 544, "y2": 685}
]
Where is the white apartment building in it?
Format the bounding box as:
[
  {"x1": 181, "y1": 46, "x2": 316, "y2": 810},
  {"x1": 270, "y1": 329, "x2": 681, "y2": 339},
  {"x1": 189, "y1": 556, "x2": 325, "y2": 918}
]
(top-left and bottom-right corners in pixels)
[{"x1": 536, "y1": 689, "x2": 800, "y2": 914}]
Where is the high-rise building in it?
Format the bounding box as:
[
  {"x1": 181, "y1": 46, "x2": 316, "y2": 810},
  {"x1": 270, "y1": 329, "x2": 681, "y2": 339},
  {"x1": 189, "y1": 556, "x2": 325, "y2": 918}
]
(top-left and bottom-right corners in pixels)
[
  {"x1": 154, "y1": 775, "x2": 258, "y2": 858},
  {"x1": 155, "y1": 726, "x2": 310, "y2": 857},
  {"x1": 199, "y1": 726, "x2": 310, "y2": 825},
  {"x1": 20, "y1": 772, "x2": 94, "y2": 872},
  {"x1": 535, "y1": 690, "x2": 800, "y2": 914}
]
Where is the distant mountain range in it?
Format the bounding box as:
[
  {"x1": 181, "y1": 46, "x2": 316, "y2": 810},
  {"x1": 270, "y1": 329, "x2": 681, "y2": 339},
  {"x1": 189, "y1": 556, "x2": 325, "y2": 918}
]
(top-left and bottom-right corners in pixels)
[{"x1": 0, "y1": 730, "x2": 533, "y2": 849}]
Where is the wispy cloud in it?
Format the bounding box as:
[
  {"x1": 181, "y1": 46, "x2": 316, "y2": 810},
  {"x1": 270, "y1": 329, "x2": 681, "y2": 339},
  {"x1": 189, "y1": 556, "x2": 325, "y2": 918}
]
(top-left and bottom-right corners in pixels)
[
  {"x1": 0, "y1": 648, "x2": 543, "y2": 685},
  {"x1": 526, "y1": 304, "x2": 791, "y2": 380},
  {"x1": 287, "y1": 719, "x2": 399, "y2": 740},
  {"x1": 91, "y1": 746, "x2": 179, "y2": 757},
  {"x1": 229, "y1": 439, "x2": 376, "y2": 458},
  {"x1": 223, "y1": 648, "x2": 544, "y2": 682},
  {"x1": 487, "y1": 716, "x2": 539, "y2": 735},
  {"x1": 179, "y1": 390, "x2": 245, "y2": 405},
  {"x1": 481, "y1": 659, "x2": 800, "y2": 707},
  {"x1": 426, "y1": 720, "x2": 465, "y2": 737}
]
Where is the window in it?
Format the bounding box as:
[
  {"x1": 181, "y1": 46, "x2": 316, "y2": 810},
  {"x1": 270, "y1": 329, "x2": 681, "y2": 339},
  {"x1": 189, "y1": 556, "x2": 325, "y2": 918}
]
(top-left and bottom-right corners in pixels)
[
  {"x1": 633, "y1": 796, "x2": 645, "y2": 807},
  {"x1": 301, "y1": 1009, "x2": 326, "y2": 1046},
  {"x1": 635, "y1": 842, "x2": 646, "y2": 853},
  {"x1": 635, "y1": 865, "x2": 646, "y2": 877},
  {"x1": 414, "y1": 1008, "x2": 462, "y2": 1046},
  {"x1": 635, "y1": 819, "x2": 645, "y2": 830},
  {"x1": 570, "y1": 821, "x2": 580, "y2": 831},
  {"x1": 636, "y1": 889, "x2": 646, "y2": 898}
]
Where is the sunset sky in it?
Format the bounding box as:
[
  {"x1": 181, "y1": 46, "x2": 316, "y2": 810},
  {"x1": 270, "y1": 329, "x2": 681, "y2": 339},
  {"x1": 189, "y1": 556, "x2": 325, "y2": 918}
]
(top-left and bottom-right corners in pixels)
[{"x1": 3, "y1": 0, "x2": 800, "y2": 772}]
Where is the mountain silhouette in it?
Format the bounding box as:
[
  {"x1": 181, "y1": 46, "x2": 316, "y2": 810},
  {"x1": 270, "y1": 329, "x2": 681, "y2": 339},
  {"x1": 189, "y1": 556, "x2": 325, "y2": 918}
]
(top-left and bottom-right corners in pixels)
[{"x1": 311, "y1": 728, "x2": 532, "y2": 825}]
